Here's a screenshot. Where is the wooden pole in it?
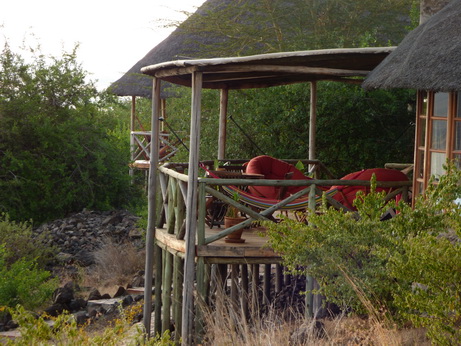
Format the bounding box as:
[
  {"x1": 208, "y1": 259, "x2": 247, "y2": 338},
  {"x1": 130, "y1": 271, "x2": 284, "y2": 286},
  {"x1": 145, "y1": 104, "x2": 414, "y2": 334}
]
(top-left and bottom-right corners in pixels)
[
  {"x1": 309, "y1": 81, "x2": 317, "y2": 170},
  {"x1": 143, "y1": 78, "x2": 161, "y2": 336},
  {"x1": 181, "y1": 71, "x2": 203, "y2": 345},
  {"x1": 129, "y1": 96, "x2": 136, "y2": 178},
  {"x1": 218, "y1": 88, "x2": 229, "y2": 160}
]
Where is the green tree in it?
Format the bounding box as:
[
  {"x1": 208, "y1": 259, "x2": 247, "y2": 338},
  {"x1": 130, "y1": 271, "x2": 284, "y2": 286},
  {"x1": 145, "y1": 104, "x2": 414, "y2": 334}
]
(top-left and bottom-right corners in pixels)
[{"x1": 0, "y1": 43, "x2": 137, "y2": 223}]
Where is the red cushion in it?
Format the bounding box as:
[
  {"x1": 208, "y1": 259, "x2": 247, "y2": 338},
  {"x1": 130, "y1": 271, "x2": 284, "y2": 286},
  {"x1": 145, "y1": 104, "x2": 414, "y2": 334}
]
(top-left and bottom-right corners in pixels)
[
  {"x1": 329, "y1": 168, "x2": 408, "y2": 210},
  {"x1": 245, "y1": 155, "x2": 313, "y2": 199}
]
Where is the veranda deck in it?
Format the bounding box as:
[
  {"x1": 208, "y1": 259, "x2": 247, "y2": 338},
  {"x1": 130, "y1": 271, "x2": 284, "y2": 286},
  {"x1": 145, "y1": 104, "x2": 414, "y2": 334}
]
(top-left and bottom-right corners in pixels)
[{"x1": 155, "y1": 225, "x2": 281, "y2": 263}]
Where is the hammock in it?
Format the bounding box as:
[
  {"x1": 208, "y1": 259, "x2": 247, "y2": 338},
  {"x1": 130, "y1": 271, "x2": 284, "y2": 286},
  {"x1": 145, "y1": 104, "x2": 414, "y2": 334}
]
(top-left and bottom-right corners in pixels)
[{"x1": 221, "y1": 184, "x2": 338, "y2": 211}]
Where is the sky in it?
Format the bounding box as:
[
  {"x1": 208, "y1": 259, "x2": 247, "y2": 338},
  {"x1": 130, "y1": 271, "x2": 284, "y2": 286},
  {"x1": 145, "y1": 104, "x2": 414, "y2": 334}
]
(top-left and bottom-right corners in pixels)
[{"x1": 1, "y1": 0, "x2": 206, "y2": 90}]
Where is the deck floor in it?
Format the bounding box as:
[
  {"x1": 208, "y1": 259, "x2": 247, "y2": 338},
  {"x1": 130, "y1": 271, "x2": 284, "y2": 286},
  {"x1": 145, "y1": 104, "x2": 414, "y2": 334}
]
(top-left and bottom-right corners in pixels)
[{"x1": 155, "y1": 226, "x2": 281, "y2": 263}]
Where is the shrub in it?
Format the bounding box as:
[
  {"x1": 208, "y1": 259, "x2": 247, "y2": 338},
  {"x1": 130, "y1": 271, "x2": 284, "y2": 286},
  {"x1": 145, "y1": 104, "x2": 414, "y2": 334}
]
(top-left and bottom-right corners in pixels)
[
  {"x1": 0, "y1": 213, "x2": 55, "y2": 267},
  {"x1": 0, "y1": 246, "x2": 58, "y2": 310},
  {"x1": 266, "y1": 164, "x2": 461, "y2": 344},
  {"x1": 0, "y1": 42, "x2": 138, "y2": 223}
]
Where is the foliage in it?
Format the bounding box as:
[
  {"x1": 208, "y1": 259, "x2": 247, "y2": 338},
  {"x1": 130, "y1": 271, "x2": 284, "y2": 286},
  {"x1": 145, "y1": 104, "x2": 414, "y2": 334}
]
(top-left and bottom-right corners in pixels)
[
  {"x1": 5, "y1": 304, "x2": 175, "y2": 345},
  {"x1": 265, "y1": 163, "x2": 461, "y2": 344},
  {"x1": 386, "y1": 165, "x2": 461, "y2": 345},
  {"x1": 0, "y1": 213, "x2": 55, "y2": 266},
  {"x1": 0, "y1": 246, "x2": 58, "y2": 310},
  {"x1": 266, "y1": 176, "x2": 398, "y2": 314},
  {"x1": 0, "y1": 42, "x2": 139, "y2": 223}
]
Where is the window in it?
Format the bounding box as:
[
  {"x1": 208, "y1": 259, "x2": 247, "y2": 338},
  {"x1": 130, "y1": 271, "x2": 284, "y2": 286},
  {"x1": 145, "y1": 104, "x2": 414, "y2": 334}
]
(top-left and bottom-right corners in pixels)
[{"x1": 414, "y1": 91, "x2": 460, "y2": 196}]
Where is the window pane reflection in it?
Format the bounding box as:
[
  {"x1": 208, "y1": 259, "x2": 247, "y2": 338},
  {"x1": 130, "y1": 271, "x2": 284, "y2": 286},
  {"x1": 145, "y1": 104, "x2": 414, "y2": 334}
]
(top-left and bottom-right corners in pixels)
[
  {"x1": 434, "y1": 93, "x2": 448, "y2": 117},
  {"x1": 455, "y1": 122, "x2": 461, "y2": 151},
  {"x1": 430, "y1": 152, "x2": 446, "y2": 178},
  {"x1": 431, "y1": 120, "x2": 446, "y2": 150},
  {"x1": 419, "y1": 117, "x2": 426, "y2": 146}
]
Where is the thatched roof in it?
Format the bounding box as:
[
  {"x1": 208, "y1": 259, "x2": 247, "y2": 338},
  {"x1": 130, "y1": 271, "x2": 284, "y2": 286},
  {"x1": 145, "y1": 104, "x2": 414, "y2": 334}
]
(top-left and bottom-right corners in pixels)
[
  {"x1": 141, "y1": 47, "x2": 394, "y2": 90},
  {"x1": 109, "y1": 0, "x2": 412, "y2": 97},
  {"x1": 108, "y1": 0, "x2": 244, "y2": 97},
  {"x1": 363, "y1": 0, "x2": 461, "y2": 92}
]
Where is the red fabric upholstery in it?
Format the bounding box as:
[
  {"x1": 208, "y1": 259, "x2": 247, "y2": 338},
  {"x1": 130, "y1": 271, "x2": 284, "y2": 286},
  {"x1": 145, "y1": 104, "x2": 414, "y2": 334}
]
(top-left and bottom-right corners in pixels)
[
  {"x1": 245, "y1": 155, "x2": 313, "y2": 199},
  {"x1": 329, "y1": 168, "x2": 409, "y2": 210}
]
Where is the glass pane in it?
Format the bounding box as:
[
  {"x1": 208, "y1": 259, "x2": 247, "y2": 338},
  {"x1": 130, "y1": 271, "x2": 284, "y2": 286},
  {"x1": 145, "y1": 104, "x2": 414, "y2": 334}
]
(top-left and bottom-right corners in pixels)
[
  {"x1": 418, "y1": 117, "x2": 426, "y2": 146},
  {"x1": 420, "y1": 91, "x2": 428, "y2": 115},
  {"x1": 457, "y1": 92, "x2": 461, "y2": 118},
  {"x1": 430, "y1": 152, "x2": 446, "y2": 178},
  {"x1": 434, "y1": 92, "x2": 448, "y2": 117},
  {"x1": 431, "y1": 120, "x2": 447, "y2": 150},
  {"x1": 417, "y1": 150, "x2": 424, "y2": 179},
  {"x1": 455, "y1": 121, "x2": 461, "y2": 151}
]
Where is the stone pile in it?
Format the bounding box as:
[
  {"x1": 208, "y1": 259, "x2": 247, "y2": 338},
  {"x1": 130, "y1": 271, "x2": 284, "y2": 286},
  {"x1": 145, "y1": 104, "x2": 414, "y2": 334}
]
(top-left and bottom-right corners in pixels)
[{"x1": 33, "y1": 209, "x2": 143, "y2": 267}]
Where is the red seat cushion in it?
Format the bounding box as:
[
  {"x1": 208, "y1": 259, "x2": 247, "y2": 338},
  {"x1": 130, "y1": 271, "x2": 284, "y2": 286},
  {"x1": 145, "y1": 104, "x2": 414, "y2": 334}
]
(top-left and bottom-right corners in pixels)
[
  {"x1": 245, "y1": 155, "x2": 313, "y2": 199},
  {"x1": 329, "y1": 168, "x2": 409, "y2": 210}
]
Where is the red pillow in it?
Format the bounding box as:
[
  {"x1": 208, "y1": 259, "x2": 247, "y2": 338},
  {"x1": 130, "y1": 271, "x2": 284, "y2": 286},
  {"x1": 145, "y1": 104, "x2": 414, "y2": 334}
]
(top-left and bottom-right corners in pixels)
[
  {"x1": 329, "y1": 168, "x2": 408, "y2": 210},
  {"x1": 245, "y1": 155, "x2": 312, "y2": 199}
]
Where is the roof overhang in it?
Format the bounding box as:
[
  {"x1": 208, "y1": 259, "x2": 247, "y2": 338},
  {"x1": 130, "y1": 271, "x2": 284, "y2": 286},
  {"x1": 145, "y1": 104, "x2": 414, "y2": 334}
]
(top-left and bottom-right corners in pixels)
[{"x1": 141, "y1": 47, "x2": 395, "y2": 90}]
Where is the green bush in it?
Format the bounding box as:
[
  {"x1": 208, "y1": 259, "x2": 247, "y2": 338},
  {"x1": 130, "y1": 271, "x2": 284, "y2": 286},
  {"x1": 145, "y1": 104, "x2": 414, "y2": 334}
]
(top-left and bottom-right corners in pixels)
[
  {"x1": 0, "y1": 213, "x2": 55, "y2": 267},
  {"x1": 0, "y1": 43, "x2": 139, "y2": 223},
  {"x1": 266, "y1": 164, "x2": 461, "y2": 344},
  {"x1": 0, "y1": 246, "x2": 58, "y2": 310}
]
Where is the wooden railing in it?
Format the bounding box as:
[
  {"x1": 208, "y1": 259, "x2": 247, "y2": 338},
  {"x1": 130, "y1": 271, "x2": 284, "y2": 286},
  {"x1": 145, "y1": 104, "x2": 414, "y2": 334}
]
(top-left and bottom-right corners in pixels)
[
  {"x1": 131, "y1": 131, "x2": 179, "y2": 162},
  {"x1": 157, "y1": 161, "x2": 412, "y2": 248}
]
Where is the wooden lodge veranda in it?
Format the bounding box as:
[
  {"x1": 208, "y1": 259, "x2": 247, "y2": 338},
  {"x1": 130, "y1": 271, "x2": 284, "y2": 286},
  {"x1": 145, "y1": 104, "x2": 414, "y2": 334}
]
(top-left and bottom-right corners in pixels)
[{"x1": 137, "y1": 48, "x2": 413, "y2": 344}]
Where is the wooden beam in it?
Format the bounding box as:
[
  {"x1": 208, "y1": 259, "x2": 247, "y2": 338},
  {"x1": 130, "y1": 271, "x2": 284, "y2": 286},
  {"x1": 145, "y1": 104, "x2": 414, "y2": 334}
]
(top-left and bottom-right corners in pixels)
[
  {"x1": 143, "y1": 78, "x2": 161, "y2": 336},
  {"x1": 218, "y1": 88, "x2": 228, "y2": 160},
  {"x1": 182, "y1": 71, "x2": 203, "y2": 345}
]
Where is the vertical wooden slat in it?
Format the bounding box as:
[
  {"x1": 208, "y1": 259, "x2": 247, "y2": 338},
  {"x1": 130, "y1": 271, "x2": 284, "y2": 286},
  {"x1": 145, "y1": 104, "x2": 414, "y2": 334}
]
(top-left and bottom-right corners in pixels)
[
  {"x1": 263, "y1": 264, "x2": 271, "y2": 304},
  {"x1": 162, "y1": 251, "x2": 173, "y2": 333},
  {"x1": 144, "y1": 78, "x2": 161, "y2": 336},
  {"x1": 218, "y1": 88, "x2": 229, "y2": 160},
  {"x1": 251, "y1": 264, "x2": 260, "y2": 308},
  {"x1": 182, "y1": 71, "x2": 203, "y2": 345},
  {"x1": 231, "y1": 264, "x2": 239, "y2": 310},
  {"x1": 275, "y1": 264, "x2": 283, "y2": 294},
  {"x1": 173, "y1": 256, "x2": 184, "y2": 344},
  {"x1": 241, "y1": 264, "x2": 249, "y2": 321}
]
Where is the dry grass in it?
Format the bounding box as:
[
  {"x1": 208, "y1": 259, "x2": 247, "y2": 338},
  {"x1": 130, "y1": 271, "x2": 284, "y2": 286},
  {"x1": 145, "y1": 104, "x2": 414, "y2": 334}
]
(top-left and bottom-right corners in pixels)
[
  {"x1": 201, "y1": 281, "x2": 429, "y2": 346},
  {"x1": 81, "y1": 238, "x2": 145, "y2": 291}
]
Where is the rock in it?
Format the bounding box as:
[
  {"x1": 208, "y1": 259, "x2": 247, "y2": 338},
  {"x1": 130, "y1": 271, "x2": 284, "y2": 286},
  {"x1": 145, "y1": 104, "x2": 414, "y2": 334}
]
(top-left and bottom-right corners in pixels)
[
  {"x1": 113, "y1": 286, "x2": 126, "y2": 298},
  {"x1": 52, "y1": 285, "x2": 74, "y2": 305},
  {"x1": 88, "y1": 289, "x2": 102, "y2": 301},
  {"x1": 122, "y1": 295, "x2": 134, "y2": 307},
  {"x1": 44, "y1": 303, "x2": 66, "y2": 317},
  {"x1": 69, "y1": 298, "x2": 87, "y2": 312},
  {"x1": 73, "y1": 311, "x2": 88, "y2": 326}
]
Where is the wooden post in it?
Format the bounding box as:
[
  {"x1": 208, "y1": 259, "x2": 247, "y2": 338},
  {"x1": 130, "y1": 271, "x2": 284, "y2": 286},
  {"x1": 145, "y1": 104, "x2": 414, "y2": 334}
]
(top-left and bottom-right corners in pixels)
[
  {"x1": 143, "y1": 78, "x2": 161, "y2": 336},
  {"x1": 173, "y1": 256, "x2": 184, "y2": 344},
  {"x1": 275, "y1": 264, "x2": 283, "y2": 294},
  {"x1": 218, "y1": 88, "x2": 228, "y2": 160},
  {"x1": 241, "y1": 264, "x2": 249, "y2": 321},
  {"x1": 263, "y1": 264, "x2": 271, "y2": 305},
  {"x1": 162, "y1": 250, "x2": 173, "y2": 333},
  {"x1": 129, "y1": 96, "x2": 136, "y2": 179},
  {"x1": 251, "y1": 264, "x2": 259, "y2": 308},
  {"x1": 181, "y1": 71, "x2": 203, "y2": 345},
  {"x1": 309, "y1": 81, "x2": 317, "y2": 171}
]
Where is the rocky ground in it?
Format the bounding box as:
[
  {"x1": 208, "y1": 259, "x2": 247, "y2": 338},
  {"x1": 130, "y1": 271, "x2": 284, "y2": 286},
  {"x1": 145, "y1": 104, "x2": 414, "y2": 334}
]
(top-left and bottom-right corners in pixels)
[{"x1": 1, "y1": 209, "x2": 148, "y2": 334}]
